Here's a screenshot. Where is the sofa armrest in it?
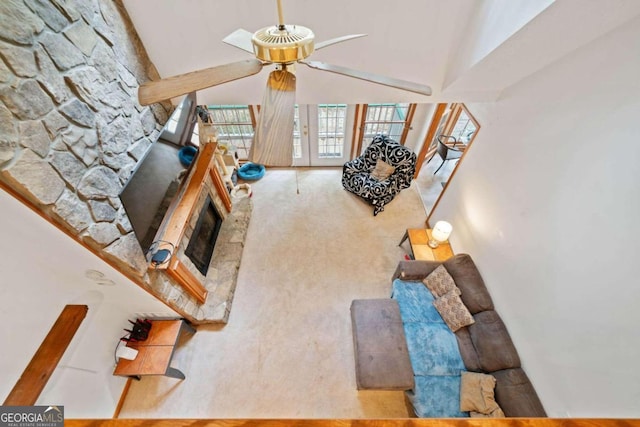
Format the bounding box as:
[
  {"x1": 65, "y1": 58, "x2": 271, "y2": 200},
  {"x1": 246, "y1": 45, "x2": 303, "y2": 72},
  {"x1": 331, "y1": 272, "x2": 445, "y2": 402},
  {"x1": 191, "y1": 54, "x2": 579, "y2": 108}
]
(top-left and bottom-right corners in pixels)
[
  {"x1": 343, "y1": 156, "x2": 370, "y2": 173},
  {"x1": 493, "y1": 368, "x2": 547, "y2": 417},
  {"x1": 392, "y1": 260, "x2": 442, "y2": 281}
]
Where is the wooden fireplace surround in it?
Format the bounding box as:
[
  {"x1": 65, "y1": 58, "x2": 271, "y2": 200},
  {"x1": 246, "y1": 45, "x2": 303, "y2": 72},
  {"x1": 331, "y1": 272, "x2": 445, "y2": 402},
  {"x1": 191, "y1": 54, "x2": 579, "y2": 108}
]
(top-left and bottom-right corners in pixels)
[{"x1": 150, "y1": 141, "x2": 231, "y2": 304}]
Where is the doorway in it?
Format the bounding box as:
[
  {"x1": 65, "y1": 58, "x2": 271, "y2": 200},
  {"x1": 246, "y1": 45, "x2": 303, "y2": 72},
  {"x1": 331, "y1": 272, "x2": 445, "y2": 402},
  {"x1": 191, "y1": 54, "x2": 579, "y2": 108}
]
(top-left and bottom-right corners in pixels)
[
  {"x1": 414, "y1": 103, "x2": 480, "y2": 218},
  {"x1": 293, "y1": 104, "x2": 355, "y2": 167}
]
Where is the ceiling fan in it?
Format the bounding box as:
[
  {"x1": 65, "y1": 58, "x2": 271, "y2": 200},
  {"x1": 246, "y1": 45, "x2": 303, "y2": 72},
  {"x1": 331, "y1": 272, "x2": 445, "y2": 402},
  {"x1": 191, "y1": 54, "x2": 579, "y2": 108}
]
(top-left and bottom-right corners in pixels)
[{"x1": 138, "y1": 0, "x2": 432, "y2": 166}]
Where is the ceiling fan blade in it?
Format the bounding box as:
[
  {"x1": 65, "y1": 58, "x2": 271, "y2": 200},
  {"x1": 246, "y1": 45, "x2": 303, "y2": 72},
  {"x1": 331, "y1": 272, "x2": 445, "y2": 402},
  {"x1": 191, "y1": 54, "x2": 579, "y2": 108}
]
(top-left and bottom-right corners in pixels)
[
  {"x1": 222, "y1": 28, "x2": 255, "y2": 54},
  {"x1": 138, "y1": 59, "x2": 263, "y2": 105},
  {"x1": 314, "y1": 34, "x2": 367, "y2": 50},
  {"x1": 301, "y1": 61, "x2": 432, "y2": 96},
  {"x1": 250, "y1": 69, "x2": 296, "y2": 167}
]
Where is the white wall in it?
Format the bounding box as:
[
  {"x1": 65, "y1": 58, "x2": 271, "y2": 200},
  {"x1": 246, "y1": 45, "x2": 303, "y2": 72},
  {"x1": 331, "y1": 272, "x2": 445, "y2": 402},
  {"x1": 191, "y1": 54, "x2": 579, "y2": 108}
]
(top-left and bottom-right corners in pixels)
[
  {"x1": 0, "y1": 189, "x2": 177, "y2": 418},
  {"x1": 444, "y1": 0, "x2": 554, "y2": 88},
  {"x1": 432, "y1": 16, "x2": 640, "y2": 417}
]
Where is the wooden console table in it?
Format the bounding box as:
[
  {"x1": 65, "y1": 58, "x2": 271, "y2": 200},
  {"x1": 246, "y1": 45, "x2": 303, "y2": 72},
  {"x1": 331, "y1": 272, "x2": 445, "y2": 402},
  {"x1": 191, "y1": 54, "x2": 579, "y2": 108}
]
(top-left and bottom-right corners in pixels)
[
  {"x1": 113, "y1": 319, "x2": 195, "y2": 380},
  {"x1": 399, "y1": 228, "x2": 453, "y2": 262}
]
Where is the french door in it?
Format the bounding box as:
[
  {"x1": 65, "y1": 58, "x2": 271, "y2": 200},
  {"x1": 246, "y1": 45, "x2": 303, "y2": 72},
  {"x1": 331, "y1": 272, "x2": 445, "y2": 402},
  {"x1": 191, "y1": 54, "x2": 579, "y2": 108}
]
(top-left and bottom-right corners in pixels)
[{"x1": 293, "y1": 104, "x2": 355, "y2": 167}]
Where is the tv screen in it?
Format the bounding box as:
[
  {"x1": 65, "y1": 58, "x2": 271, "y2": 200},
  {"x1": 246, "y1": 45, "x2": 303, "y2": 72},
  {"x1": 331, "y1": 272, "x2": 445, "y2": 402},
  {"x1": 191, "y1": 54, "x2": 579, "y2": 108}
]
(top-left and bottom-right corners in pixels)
[{"x1": 119, "y1": 94, "x2": 198, "y2": 252}]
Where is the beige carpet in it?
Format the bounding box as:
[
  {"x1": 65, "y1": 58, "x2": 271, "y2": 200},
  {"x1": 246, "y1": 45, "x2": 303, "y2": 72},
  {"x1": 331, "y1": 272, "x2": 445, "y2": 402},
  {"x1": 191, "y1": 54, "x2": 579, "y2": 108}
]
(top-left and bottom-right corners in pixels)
[{"x1": 119, "y1": 167, "x2": 428, "y2": 419}]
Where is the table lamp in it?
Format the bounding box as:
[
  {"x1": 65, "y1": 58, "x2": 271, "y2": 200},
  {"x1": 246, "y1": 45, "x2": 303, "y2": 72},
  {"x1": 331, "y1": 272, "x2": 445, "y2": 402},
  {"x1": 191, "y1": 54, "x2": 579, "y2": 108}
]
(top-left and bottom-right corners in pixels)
[{"x1": 428, "y1": 221, "x2": 453, "y2": 248}]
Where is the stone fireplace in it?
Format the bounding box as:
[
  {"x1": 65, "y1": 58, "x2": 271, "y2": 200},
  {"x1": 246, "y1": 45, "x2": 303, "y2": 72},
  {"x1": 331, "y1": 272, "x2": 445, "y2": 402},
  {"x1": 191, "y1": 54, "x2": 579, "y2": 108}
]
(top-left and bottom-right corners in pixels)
[
  {"x1": 142, "y1": 139, "x2": 251, "y2": 322},
  {"x1": 0, "y1": 0, "x2": 250, "y2": 324}
]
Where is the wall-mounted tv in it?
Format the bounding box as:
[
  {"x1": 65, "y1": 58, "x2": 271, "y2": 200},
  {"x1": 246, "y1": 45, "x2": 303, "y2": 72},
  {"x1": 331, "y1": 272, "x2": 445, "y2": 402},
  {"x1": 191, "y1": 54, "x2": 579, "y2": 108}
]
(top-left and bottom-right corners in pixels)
[{"x1": 119, "y1": 93, "x2": 198, "y2": 252}]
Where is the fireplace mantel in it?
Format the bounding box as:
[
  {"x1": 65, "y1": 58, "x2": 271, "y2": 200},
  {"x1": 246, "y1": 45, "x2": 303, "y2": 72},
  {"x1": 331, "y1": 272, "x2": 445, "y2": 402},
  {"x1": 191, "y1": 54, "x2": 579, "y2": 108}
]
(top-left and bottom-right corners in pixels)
[{"x1": 150, "y1": 140, "x2": 232, "y2": 304}]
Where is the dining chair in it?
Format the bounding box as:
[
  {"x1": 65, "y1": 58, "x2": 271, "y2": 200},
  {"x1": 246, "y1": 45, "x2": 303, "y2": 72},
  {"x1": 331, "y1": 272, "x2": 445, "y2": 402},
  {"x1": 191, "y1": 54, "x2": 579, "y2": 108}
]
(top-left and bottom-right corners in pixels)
[{"x1": 427, "y1": 135, "x2": 465, "y2": 174}]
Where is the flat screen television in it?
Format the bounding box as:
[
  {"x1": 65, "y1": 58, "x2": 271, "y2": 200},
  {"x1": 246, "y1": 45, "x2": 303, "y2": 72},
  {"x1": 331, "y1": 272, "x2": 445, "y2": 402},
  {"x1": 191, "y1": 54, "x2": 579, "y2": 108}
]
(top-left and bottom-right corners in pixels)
[{"x1": 119, "y1": 94, "x2": 198, "y2": 252}]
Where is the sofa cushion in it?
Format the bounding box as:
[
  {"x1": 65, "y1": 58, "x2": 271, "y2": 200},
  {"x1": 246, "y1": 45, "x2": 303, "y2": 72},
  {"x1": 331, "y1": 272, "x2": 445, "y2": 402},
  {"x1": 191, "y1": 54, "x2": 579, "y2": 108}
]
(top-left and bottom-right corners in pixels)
[
  {"x1": 493, "y1": 368, "x2": 547, "y2": 417},
  {"x1": 423, "y1": 265, "x2": 460, "y2": 298},
  {"x1": 444, "y1": 254, "x2": 494, "y2": 314},
  {"x1": 433, "y1": 291, "x2": 475, "y2": 332},
  {"x1": 468, "y1": 310, "x2": 521, "y2": 372},
  {"x1": 392, "y1": 279, "x2": 444, "y2": 324},
  {"x1": 460, "y1": 371, "x2": 504, "y2": 416},
  {"x1": 454, "y1": 327, "x2": 482, "y2": 372},
  {"x1": 406, "y1": 375, "x2": 469, "y2": 418}
]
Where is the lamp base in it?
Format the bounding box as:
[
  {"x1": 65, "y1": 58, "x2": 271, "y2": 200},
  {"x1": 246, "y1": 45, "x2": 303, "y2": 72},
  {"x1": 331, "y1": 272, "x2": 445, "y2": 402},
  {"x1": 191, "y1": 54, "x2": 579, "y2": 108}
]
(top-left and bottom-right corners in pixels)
[{"x1": 427, "y1": 239, "x2": 440, "y2": 249}]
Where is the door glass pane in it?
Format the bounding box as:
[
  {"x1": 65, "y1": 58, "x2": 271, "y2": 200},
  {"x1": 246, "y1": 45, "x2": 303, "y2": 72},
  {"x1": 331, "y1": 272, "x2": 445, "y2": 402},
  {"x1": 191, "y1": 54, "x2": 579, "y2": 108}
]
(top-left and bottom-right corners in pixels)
[
  {"x1": 293, "y1": 105, "x2": 302, "y2": 159},
  {"x1": 450, "y1": 110, "x2": 477, "y2": 143},
  {"x1": 317, "y1": 104, "x2": 346, "y2": 158},
  {"x1": 362, "y1": 103, "x2": 409, "y2": 149},
  {"x1": 208, "y1": 105, "x2": 253, "y2": 160}
]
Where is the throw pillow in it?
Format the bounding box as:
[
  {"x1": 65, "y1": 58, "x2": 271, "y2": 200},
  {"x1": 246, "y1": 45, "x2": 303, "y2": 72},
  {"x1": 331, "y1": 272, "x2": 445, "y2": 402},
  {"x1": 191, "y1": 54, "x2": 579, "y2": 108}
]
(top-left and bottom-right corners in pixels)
[
  {"x1": 433, "y1": 290, "x2": 475, "y2": 332},
  {"x1": 460, "y1": 371, "x2": 504, "y2": 417},
  {"x1": 371, "y1": 159, "x2": 396, "y2": 181},
  {"x1": 423, "y1": 265, "x2": 461, "y2": 298}
]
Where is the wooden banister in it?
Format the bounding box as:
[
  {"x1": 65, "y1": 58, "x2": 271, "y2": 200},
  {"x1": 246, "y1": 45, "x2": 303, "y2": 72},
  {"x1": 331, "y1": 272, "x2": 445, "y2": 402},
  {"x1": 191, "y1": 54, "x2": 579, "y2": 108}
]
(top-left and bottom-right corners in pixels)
[
  {"x1": 4, "y1": 304, "x2": 88, "y2": 405},
  {"x1": 64, "y1": 418, "x2": 640, "y2": 427}
]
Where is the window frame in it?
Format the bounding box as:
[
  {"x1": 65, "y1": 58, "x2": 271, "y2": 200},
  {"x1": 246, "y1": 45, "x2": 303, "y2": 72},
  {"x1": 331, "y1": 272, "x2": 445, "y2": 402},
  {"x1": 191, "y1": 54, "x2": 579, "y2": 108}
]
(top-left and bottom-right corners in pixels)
[{"x1": 354, "y1": 103, "x2": 417, "y2": 156}]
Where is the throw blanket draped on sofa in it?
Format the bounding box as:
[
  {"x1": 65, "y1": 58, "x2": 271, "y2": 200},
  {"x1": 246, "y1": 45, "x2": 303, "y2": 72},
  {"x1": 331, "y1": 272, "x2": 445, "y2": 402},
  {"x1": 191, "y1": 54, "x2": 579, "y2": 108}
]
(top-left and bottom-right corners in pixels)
[{"x1": 392, "y1": 279, "x2": 468, "y2": 417}]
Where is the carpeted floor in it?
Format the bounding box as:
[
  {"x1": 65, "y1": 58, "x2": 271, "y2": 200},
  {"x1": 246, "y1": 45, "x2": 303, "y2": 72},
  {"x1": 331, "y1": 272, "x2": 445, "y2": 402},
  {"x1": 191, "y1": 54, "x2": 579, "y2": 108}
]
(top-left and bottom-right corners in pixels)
[{"x1": 119, "y1": 167, "x2": 428, "y2": 418}]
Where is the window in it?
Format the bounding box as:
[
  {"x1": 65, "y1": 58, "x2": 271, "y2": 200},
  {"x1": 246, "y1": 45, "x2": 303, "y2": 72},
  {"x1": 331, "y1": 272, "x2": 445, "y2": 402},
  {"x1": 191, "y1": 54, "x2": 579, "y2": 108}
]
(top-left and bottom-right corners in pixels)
[
  {"x1": 357, "y1": 103, "x2": 415, "y2": 154},
  {"x1": 317, "y1": 104, "x2": 346, "y2": 158},
  {"x1": 208, "y1": 105, "x2": 254, "y2": 160},
  {"x1": 165, "y1": 102, "x2": 183, "y2": 135},
  {"x1": 449, "y1": 109, "x2": 477, "y2": 143}
]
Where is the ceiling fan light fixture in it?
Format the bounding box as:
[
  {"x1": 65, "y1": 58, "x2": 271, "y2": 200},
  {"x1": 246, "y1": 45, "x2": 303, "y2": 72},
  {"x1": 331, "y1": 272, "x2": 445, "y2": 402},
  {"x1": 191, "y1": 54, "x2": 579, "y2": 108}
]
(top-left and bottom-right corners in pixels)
[{"x1": 252, "y1": 25, "x2": 315, "y2": 63}]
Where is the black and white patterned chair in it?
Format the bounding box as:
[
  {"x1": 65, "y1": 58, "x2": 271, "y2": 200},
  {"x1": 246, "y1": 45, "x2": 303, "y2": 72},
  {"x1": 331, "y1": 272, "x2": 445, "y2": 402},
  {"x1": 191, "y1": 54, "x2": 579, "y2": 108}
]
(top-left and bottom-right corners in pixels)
[{"x1": 342, "y1": 135, "x2": 417, "y2": 215}]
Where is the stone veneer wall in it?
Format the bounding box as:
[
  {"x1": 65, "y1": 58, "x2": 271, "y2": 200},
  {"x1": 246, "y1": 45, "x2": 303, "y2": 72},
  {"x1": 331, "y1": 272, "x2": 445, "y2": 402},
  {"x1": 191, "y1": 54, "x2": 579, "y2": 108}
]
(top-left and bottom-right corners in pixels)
[{"x1": 0, "y1": 0, "x2": 212, "y2": 322}]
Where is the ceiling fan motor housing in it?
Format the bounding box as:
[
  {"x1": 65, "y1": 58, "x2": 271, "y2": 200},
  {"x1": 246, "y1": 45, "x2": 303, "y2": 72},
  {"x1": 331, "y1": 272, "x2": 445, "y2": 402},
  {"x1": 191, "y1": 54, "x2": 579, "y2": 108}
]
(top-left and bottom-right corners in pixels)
[{"x1": 252, "y1": 25, "x2": 315, "y2": 63}]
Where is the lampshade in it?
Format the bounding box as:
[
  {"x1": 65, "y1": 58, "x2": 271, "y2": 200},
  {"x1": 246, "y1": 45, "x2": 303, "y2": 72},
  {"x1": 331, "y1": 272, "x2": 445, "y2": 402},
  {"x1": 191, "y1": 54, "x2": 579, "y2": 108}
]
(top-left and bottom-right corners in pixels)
[
  {"x1": 428, "y1": 221, "x2": 453, "y2": 248},
  {"x1": 432, "y1": 221, "x2": 453, "y2": 242}
]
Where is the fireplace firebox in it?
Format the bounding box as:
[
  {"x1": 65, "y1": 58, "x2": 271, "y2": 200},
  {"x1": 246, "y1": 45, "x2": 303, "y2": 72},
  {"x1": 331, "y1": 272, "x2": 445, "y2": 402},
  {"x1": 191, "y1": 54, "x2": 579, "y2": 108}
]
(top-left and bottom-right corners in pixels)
[{"x1": 185, "y1": 196, "x2": 222, "y2": 275}]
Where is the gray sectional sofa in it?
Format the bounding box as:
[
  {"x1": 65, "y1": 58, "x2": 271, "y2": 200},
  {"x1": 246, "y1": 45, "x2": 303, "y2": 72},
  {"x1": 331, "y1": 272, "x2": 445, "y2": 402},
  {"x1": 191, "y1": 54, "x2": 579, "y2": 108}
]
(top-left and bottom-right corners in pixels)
[{"x1": 391, "y1": 253, "x2": 547, "y2": 418}]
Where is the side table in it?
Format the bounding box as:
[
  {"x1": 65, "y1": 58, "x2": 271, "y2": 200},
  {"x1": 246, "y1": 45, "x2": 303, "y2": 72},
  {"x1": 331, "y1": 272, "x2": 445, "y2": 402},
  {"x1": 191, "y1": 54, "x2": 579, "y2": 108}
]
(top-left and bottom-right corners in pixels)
[
  {"x1": 399, "y1": 228, "x2": 453, "y2": 261},
  {"x1": 113, "y1": 319, "x2": 195, "y2": 380}
]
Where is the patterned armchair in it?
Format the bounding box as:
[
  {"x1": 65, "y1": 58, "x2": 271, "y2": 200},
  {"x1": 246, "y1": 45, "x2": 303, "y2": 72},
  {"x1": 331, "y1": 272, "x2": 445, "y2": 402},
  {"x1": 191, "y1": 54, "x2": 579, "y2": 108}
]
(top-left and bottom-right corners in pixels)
[{"x1": 342, "y1": 135, "x2": 417, "y2": 215}]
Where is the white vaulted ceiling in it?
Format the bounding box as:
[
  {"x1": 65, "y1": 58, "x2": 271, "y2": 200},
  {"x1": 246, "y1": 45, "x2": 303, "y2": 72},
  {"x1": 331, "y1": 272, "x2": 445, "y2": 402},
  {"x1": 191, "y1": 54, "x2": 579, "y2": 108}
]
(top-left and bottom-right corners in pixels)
[
  {"x1": 122, "y1": 0, "x2": 473, "y2": 105},
  {"x1": 122, "y1": 0, "x2": 640, "y2": 105}
]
